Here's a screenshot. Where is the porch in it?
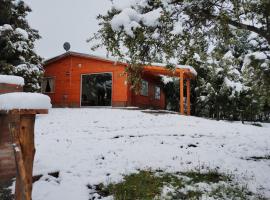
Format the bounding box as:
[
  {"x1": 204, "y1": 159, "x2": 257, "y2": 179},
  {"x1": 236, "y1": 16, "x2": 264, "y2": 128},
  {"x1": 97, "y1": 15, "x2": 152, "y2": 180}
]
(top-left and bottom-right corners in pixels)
[{"x1": 143, "y1": 65, "x2": 196, "y2": 115}]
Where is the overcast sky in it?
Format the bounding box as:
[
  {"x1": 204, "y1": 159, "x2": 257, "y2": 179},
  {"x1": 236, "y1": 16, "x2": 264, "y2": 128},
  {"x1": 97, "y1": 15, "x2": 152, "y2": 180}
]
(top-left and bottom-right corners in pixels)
[{"x1": 24, "y1": 0, "x2": 114, "y2": 59}]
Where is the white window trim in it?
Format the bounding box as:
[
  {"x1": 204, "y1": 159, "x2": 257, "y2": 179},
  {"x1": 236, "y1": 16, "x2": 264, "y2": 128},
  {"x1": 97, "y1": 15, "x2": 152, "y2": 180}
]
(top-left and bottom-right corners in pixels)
[
  {"x1": 80, "y1": 72, "x2": 113, "y2": 107},
  {"x1": 42, "y1": 77, "x2": 55, "y2": 93}
]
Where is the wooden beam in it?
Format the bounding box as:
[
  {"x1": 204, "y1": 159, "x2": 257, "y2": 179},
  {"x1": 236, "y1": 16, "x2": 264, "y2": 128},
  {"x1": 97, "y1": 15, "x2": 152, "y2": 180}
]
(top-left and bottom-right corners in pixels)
[
  {"x1": 186, "y1": 79, "x2": 191, "y2": 116},
  {"x1": 143, "y1": 66, "x2": 195, "y2": 79},
  {"x1": 16, "y1": 114, "x2": 35, "y2": 200},
  {"x1": 9, "y1": 115, "x2": 31, "y2": 200},
  {"x1": 180, "y1": 72, "x2": 184, "y2": 115},
  {"x1": 0, "y1": 109, "x2": 48, "y2": 115}
]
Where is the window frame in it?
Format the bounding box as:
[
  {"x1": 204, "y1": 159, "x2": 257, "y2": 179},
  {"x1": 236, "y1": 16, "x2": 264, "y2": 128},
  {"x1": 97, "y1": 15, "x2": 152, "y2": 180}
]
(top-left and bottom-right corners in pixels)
[
  {"x1": 154, "y1": 86, "x2": 161, "y2": 100},
  {"x1": 42, "y1": 77, "x2": 55, "y2": 94},
  {"x1": 140, "y1": 80, "x2": 149, "y2": 96},
  {"x1": 80, "y1": 72, "x2": 113, "y2": 107}
]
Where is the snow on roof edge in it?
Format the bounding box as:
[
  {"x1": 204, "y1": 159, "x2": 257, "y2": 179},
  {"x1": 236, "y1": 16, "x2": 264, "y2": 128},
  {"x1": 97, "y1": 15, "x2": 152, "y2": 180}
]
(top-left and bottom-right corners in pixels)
[
  {"x1": 44, "y1": 51, "x2": 120, "y2": 66},
  {"x1": 0, "y1": 75, "x2": 25, "y2": 86},
  {"x1": 44, "y1": 51, "x2": 197, "y2": 76},
  {"x1": 152, "y1": 62, "x2": 197, "y2": 76}
]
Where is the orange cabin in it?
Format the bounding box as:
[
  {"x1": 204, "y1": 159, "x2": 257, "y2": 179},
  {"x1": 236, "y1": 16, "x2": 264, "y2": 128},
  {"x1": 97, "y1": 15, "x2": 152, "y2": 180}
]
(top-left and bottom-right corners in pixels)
[{"x1": 43, "y1": 52, "x2": 195, "y2": 114}]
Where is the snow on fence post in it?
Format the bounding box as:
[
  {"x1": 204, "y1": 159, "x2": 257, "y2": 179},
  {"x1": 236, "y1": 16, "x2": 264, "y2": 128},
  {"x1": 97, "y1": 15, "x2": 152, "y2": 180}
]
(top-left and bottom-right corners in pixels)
[
  {"x1": 0, "y1": 75, "x2": 51, "y2": 200},
  {"x1": 0, "y1": 75, "x2": 24, "y2": 94}
]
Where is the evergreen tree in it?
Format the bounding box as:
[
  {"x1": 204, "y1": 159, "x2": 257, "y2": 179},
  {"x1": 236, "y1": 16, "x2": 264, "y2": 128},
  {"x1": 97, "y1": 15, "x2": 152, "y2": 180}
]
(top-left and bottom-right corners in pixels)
[
  {"x1": 0, "y1": 0, "x2": 42, "y2": 91},
  {"x1": 92, "y1": 0, "x2": 269, "y2": 121}
]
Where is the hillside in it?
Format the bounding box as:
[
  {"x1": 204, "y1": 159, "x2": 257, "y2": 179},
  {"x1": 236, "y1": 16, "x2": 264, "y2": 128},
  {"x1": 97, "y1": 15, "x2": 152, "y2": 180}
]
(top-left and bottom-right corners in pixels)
[{"x1": 32, "y1": 108, "x2": 270, "y2": 199}]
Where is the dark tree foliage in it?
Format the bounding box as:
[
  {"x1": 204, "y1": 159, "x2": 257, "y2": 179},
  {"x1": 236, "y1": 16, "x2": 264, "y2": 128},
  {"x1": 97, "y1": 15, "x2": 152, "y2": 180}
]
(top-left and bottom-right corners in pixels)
[
  {"x1": 92, "y1": 0, "x2": 270, "y2": 121},
  {"x1": 0, "y1": 0, "x2": 42, "y2": 92}
]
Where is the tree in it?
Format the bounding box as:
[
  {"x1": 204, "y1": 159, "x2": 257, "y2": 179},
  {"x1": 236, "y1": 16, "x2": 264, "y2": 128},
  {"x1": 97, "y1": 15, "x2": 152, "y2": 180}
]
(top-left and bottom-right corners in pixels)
[
  {"x1": 0, "y1": 0, "x2": 42, "y2": 91},
  {"x1": 93, "y1": 0, "x2": 269, "y2": 66},
  {"x1": 92, "y1": 0, "x2": 269, "y2": 120}
]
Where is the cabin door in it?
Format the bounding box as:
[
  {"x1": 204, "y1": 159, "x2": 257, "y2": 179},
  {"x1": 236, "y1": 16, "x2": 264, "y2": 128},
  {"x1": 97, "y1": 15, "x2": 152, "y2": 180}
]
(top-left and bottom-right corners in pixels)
[{"x1": 81, "y1": 73, "x2": 112, "y2": 107}]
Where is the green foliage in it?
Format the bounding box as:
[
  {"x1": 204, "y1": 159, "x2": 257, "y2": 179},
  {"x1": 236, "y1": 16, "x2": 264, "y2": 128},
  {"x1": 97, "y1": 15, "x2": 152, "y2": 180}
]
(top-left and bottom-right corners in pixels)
[
  {"x1": 88, "y1": 169, "x2": 265, "y2": 200},
  {"x1": 180, "y1": 170, "x2": 230, "y2": 184},
  {"x1": 163, "y1": 79, "x2": 180, "y2": 111},
  {"x1": 0, "y1": 0, "x2": 42, "y2": 92},
  {"x1": 93, "y1": 0, "x2": 270, "y2": 121},
  {"x1": 105, "y1": 171, "x2": 163, "y2": 200}
]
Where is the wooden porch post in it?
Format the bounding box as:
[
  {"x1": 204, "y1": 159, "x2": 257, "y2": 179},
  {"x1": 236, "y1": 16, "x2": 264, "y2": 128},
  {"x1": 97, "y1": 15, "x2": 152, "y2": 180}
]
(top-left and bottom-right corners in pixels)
[
  {"x1": 186, "y1": 79, "x2": 191, "y2": 116},
  {"x1": 180, "y1": 72, "x2": 184, "y2": 115}
]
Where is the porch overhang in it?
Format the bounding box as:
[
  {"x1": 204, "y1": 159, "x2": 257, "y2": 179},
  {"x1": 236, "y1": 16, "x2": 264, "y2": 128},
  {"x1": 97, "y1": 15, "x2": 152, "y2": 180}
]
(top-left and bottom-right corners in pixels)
[
  {"x1": 143, "y1": 65, "x2": 196, "y2": 79},
  {"x1": 142, "y1": 65, "x2": 197, "y2": 115}
]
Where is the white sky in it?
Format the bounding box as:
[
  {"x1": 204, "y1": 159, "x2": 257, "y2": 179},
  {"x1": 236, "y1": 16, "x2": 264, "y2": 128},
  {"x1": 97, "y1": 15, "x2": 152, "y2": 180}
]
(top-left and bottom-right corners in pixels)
[{"x1": 24, "y1": 0, "x2": 114, "y2": 59}]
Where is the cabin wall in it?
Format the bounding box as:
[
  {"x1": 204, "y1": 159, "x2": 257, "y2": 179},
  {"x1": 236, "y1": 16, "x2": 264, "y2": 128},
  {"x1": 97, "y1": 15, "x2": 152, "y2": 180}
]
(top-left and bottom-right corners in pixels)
[
  {"x1": 44, "y1": 55, "x2": 166, "y2": 109},
  {"x1": 130, "y1": 74, "x2": 166, "y2": 109},
  {"x1": 44, "y1": 56, "x2": 129, "y2": 107},
  {"x1": 44, "y1": 57, "x2": 72, "y2": 107}
]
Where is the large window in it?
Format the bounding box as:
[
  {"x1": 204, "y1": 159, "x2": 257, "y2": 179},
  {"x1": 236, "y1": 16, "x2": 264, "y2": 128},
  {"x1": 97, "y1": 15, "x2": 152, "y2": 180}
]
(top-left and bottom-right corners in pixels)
[
  {"x1": 154, "y1": 86, "x2": 161, "y2": 100},
  {"x1": 81, "y1": 73, "x2": 112, "y2": 106},
  {"x1": 140, "y1": 80, "x2": 148, "y2": 96},
  {"x1": 42, "y1": 77, "x2": 55, "y2": 93}
]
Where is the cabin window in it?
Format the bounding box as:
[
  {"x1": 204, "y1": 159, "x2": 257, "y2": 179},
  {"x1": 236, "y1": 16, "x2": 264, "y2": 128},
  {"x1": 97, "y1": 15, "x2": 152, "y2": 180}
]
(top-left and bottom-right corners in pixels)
[
  {"x1": 140, "y1": 80, "x2": 148, "y2": 96},
  {"x1": 154, "y1": 86, "x2": 161, "y2": 100},
  {"x1": 81, "y1": 73, "x2": 112, "y2": 106},
  {"x1": 42, "y1": 77, "x2": 55, "y2": 93}
]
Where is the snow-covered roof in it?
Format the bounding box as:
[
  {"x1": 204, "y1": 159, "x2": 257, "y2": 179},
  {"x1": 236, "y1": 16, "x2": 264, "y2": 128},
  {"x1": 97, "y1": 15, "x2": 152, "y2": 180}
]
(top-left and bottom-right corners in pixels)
[
  {"x1": 44, "y1": 51, "x2": 119, "y2": 65},
  {"x1": 0, "y1": 92, "x2": 52, "y2": 110},
  {"x1": 152, "y1": 63, "x2": 197, "y2": 76},
  {"x1": 44, "y1": 51, "x2": 197, "y2": 76},
  {"x1": 0, "y1": 74, "x2": 25, "y2": 86}
]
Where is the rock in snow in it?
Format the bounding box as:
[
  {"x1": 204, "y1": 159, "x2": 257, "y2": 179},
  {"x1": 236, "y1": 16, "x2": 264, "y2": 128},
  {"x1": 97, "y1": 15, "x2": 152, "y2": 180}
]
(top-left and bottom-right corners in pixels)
[{"x1": 0, "y1": 92, "x2": 52, "y2": 110}]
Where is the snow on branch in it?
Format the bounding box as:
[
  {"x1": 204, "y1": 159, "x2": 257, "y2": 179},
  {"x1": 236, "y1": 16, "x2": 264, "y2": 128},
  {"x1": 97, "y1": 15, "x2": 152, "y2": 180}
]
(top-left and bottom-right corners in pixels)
[
  {"x1": 111, "y1": 7, "x2": 162, "y2": 36},
  {"x1": 152, "y1": 62, "x2": 197, "y2": 76}
]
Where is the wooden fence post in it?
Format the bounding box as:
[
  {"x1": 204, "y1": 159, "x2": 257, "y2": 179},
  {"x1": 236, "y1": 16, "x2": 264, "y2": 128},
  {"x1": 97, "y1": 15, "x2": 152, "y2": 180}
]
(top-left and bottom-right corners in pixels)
[
  {"x1": 3, "y1": 109, "x2": 48, "y2": 200},
  {"x1": 0, "y1": 75, "x2": 50, "y2": 200}
]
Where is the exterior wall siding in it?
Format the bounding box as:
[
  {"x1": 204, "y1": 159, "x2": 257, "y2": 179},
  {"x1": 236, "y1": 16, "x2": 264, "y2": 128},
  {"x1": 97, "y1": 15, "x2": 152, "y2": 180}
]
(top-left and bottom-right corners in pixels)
[
  {"x1": 130, "y1": 74, "x2": 166, "y2": 109},
  {"x1": 44, "y1": 56, "x2": 129, "y2": 107},
  {"x1": 0, "y1": 83, "x2": 23, "y2": 94},
  {"x1": 44, "y1": 54, "x2": 165, "y2": 109},
  {"x1": 0, "y1": 83, "x2": 22, "y2": 183},
  {"x1": 0, "y1": 114, "x2": 17, "y2": 183}
]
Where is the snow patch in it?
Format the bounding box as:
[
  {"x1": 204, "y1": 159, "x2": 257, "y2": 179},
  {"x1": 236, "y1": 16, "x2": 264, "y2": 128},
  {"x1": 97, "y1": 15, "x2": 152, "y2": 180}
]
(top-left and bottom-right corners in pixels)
[
  {"x1": 224, "y1": 77, "x2": 243, "y2": 93},
  {"x1": 15, "y1": 28, "x2": 29, "y2": 40},
  {"x1": 15, "y1": 64, "x2": 41, "y2": 74},
  {"x1": 223, "y1": 51, "x2": 234, "y2": 59},
  {"x1": 0, "y1": 92, "x2": 51, "y2": 110},
  {"x1": 32, "y1": 108, "x2": 270, "y2": 199},
  {"x1": 111, "y1": 7, "x2": 162, "y2": 36},
  {"x1": 141, "y1": 8, "x2": 162, "y2": 27},
  {"x1": 0, "y1": 24, "x2": 13, "y2": 32},
  {"x1": 161, "y1": 75, "x2": 175, "y2": 84},
  {"x1": 242, "y1": 51, "x2": 269, "y2": 71},
  {"x1": 0, "y1": 74, "x2": 25, "y2": 86}
]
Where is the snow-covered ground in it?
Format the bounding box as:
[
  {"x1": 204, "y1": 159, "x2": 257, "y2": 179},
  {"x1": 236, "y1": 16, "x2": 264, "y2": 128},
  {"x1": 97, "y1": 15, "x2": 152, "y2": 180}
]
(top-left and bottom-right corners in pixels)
[{"x1": 32, "y1": 108, "x2": 270, "y2": 199}]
